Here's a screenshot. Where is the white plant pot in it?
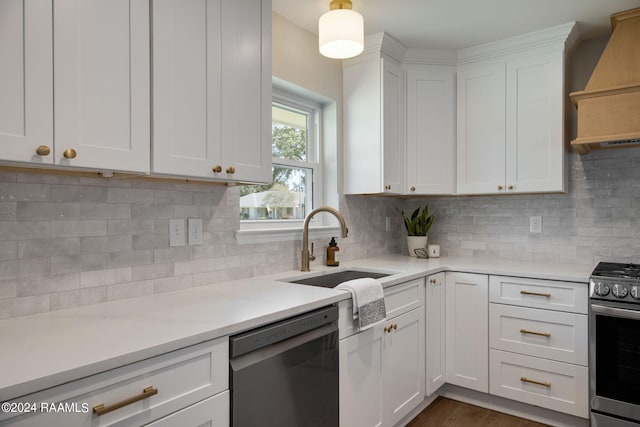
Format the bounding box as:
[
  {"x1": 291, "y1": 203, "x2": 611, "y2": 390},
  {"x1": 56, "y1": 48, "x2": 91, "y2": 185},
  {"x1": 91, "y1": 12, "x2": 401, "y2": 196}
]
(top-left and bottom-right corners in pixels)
[{"x1": 406, "y1": 235, "x2": 428, "y2": 257}]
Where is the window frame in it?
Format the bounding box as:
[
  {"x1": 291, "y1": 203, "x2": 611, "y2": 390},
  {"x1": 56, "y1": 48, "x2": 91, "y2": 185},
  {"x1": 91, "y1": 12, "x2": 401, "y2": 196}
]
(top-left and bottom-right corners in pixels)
[{"x1": 237, "y1": 87, "x2": 340, "y2": 243}]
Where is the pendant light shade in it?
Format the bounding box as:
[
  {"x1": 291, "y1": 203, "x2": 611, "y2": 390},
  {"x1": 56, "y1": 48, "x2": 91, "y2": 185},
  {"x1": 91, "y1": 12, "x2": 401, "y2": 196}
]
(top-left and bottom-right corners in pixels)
[{"x1": 318, "y1": 0, "x2": 364, "y2": 59}]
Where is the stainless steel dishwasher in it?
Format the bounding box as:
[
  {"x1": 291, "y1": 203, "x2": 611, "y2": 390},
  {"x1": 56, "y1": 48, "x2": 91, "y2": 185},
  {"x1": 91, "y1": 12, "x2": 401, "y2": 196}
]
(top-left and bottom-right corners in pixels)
[{"x1": 229, "y1": 305, "x2": 339, "y2": 427}]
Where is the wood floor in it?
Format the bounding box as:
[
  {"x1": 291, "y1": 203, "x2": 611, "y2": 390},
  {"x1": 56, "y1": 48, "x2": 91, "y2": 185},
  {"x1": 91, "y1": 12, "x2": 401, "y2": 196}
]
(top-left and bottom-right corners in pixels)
[{"x1": 406, "y1": 397, "x2": 551, "y2": 427}]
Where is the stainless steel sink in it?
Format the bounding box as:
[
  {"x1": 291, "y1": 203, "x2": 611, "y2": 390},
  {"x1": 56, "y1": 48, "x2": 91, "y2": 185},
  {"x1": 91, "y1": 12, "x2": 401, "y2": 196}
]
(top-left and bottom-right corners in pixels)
[{"x1": 285, "y1": 269, "x2": 391, "y2": 288}]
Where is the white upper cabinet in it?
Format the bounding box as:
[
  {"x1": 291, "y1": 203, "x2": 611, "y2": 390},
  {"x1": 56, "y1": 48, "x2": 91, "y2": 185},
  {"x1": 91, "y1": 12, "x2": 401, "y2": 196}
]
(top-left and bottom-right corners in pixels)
[
  {"x1": 343, "y1": 50, "x2": 405, "y2": 195},
  {"x1": 406, "y1": 65, "x2": 456, "y2": 195},
  {"x1": 0, "y1": 0, "x2": 53, "y2": 165},
  {"x1": 152, "y1": 0, "x2": 271, "y2": 183},
  {"x1": 456, "y1": 23, "x2": 578, "y2": 195},
  {"x1": 456, "y1": 62, "x2": 507, "y2": 194},
  {"x1": 0, "y1": 0, "x2": 150, "y2": 173},
  {"x1": 54, "y1": 0, "x2": 150, "y2": 173}
]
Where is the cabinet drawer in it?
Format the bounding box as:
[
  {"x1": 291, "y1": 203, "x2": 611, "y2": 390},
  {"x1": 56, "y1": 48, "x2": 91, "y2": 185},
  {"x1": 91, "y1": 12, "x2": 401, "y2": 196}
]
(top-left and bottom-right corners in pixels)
[
  {"x1": 146, "y1": 391, "x2": 229, "y2": 427},
  {"x1": 489, "y1": 349, "x2": 588, "y2": 418},
  {"x1": 339, "y1": 278, "x2": 425, "y2": 339},
  {"x1": 489, "y1": 303, "x2": 587, "y2": 365},
  {"x1": 489, "y1": 275, "x2": 588, "y2": 314},
  {"x1": 1, "y1": 338, "x2": 228, "y2": 426}
]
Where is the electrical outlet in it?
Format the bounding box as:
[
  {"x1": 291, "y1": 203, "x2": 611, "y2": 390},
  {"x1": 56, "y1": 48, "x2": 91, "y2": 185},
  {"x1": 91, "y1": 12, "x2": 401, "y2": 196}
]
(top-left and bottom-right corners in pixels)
[
  {"x1": 529, "y1": 216, "x2": 542, "y2": 234},
  {"x1": 169, "y1": 219, "x2": 186, "y2": 246},
  {"x1": 188, "y1": 218, "x2": 203, "y2": 245}
]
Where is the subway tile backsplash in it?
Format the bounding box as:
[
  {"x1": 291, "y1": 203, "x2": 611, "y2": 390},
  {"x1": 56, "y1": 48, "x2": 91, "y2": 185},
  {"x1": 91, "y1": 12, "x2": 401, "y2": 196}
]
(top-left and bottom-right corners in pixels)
[
  {"x1": 1, "y1": 147, "x2": 638, "y2": 318},
  {"x1": 0, "y1": 171, "x2": 400, "y2": 318}
]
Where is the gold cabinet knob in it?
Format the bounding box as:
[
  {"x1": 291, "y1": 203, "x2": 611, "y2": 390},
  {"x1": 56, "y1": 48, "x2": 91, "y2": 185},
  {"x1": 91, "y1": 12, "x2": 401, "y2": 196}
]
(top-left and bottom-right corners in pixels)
[
  {"x1": 410, "y1": 186, "x2": 416, "y2": 192},
  {"x1": 212, "y1": 165, "x2": 222, "y2": 173},
  {"x1": 430, "y1": 279, "x2": 437, "y2": 284},
  {"x1": 226, "y1": 166, "x2": 236, "y2": 174},
  {"x1": 385, "y1": 185, "x2": 391, "y2": 191},
  {"x1": 35, "y1": 145, "x2": 51, "y2": 156},
  {"x1": 497, "y1": 185, "x2": 504, "y2": 190},
  {"x1": 63, "y1": 148, "x2": 77, "y2": 159},
  {"x1": 508, "y1": 185, "x2": 514, "y2": 190},
  {"x1": 392, "y1": 323, "x2": 398, "y2": 330}
]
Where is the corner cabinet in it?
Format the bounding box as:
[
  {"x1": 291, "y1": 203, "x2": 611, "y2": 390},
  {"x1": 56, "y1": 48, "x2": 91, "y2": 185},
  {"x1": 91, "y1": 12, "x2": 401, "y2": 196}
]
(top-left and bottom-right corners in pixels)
[
  {"x1": 339, "y1": 278, "x2": 425, "y2": 427},
  {"x1": 151, "y1": 0, "x2": 272, "y2": 183},
  {"x1": 456, "y1": 23, "x2": 578, "y2": 195},
  {"x1": 343, "y1": 49, "x2": 405, "y2": 195},
  {"x1": 405, "y1": 65, "x2": 456, "y2": 195},
  {"x1": 0, "y1": 0, "x2": 150, "y2": 173}
]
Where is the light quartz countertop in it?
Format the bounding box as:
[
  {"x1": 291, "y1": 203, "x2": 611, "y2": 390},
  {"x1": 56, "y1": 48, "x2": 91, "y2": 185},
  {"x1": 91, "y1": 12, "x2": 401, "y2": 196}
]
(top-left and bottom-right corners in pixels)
[{"x1": 0, "y1": 255, "x2": 593, "y2": 401}]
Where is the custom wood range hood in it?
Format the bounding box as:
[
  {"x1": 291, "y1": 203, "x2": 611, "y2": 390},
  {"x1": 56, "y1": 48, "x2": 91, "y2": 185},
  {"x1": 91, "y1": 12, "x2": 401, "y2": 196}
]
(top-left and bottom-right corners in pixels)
[{"x1": 570, "y1": 8, "x2": 640, "y2": 154}]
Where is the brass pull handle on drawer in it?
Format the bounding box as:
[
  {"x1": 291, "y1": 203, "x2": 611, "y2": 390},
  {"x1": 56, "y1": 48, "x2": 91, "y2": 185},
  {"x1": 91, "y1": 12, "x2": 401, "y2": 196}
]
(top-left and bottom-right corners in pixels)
[
  {"x1": 36, "y1": 145, "x2": 51, "y2": 156},
  {"x1": 63, "y1": 148, "x2": 77, "y2": 159},
  {"x1": 384, "y1": 325, "x2": 392, "y2": 333},
  {"x1": 520, "y1": 328, "x2": 551, "y2": 338},
  {"x1": 212, "y1": 165, "x2": 222, "y2": 173},
  {"x1": 520, "y1": 376, "x2": 551, "y2": 388},
  {"x1": 93, "y1": 386, "x2": 158, "y2": 416},
  {"x1": 520, "y1": 290, "x2": 551, "y2": 298},
  {"x1": 226, "y1": 166, "x2": 236, "y2": 174}
]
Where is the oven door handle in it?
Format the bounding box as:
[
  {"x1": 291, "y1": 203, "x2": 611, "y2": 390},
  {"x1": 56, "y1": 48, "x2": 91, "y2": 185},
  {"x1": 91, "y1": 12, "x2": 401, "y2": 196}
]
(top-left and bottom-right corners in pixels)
[{"x1": 591, "y1": 303, "x2": 640, "y2": 320}]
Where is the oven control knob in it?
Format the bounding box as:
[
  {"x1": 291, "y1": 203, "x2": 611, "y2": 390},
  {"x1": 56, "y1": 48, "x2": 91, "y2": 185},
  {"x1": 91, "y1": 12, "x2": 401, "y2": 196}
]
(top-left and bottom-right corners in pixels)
[
  {"x1": 593, "y1": 281, "x2": 610, "y2": 296},
  {"x1": 612, "y1": 283, "x2": 629, "y2": 299},
  {"x1": 631, "y1": 286, "x2": 640, "y2": 300}
]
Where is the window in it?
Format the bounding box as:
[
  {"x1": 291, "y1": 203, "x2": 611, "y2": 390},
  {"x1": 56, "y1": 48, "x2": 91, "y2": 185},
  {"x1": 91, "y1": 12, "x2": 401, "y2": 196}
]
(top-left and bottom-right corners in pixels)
[{"x1": 239, "y1": 90, "x2": 320, "y2": 227}]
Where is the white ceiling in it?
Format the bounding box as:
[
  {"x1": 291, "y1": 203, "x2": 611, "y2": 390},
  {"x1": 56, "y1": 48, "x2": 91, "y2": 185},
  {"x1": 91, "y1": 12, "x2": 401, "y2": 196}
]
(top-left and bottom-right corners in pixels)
[{"x1": 272, "y1": 0, "x2": 640, "y2": 50}]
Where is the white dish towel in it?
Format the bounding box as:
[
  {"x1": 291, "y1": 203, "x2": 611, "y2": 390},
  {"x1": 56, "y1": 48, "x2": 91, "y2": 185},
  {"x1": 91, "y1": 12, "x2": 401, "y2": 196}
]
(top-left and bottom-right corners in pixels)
[{"x1": 336, "y1": 278, "x2": 387, "y2": 330}]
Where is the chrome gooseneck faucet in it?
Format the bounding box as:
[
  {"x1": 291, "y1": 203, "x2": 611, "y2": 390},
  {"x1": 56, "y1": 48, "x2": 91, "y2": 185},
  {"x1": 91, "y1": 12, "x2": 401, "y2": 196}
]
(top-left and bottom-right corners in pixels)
[{"x1": 301, "y1": 206, "x2": 348, "y2": 272}]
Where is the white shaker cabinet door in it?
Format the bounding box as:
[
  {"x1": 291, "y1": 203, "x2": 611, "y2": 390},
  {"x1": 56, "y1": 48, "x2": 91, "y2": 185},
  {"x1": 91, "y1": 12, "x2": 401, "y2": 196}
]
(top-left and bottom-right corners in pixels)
[
  {"x1": 445, "y1": 271, "x2": 489, "y2": 393},
  {"x1": 54, "y1": 0, "x2": 150, "y2": 172},
  {"x1": 0, "y1": 0, "x2": 53, "y2": 164},
  {"x1": 425, "y1": 272, "x2": 446, "y2": 396},
  {"x1": 219, "y1": 0, "x2": 272, "y2": 183},
  {"x1": 406, "y1": 66, "x2": 456, "y2": 195},
  {"x1": 506, "y1": 52, "x2": 565, "y2": 193},
  {"x1": 456, "y1": 62, "x2": 506, "y2": 195},
  {"x1": 340, "y1": 326, "x2": 384, "y2": 427},
  {"x1": 152, "y1": 0, "x2": 224, "y2": 178}
]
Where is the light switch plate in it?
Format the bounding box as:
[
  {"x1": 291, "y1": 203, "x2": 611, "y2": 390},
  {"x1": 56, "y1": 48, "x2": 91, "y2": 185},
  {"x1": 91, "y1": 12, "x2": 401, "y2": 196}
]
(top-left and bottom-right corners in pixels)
[
  {"x1": 188, "y1": 218, "x2": 203, "y2": 245},
  {"x1": 169, "y1": 219, "x2": 186, "y2": 247}
]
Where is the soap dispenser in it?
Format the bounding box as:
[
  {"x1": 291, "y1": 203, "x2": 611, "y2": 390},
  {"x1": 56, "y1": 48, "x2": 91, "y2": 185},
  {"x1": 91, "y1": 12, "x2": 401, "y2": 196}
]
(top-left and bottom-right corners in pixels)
[{"x1": 326, "y1": 237, "x2": 340, "y2": 267}]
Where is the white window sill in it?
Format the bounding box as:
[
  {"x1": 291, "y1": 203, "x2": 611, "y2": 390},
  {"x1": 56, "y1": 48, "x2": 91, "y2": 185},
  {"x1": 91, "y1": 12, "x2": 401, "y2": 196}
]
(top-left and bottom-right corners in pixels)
[{"x1": 235, "y1": 225, "x2": 342, "y2": 244}]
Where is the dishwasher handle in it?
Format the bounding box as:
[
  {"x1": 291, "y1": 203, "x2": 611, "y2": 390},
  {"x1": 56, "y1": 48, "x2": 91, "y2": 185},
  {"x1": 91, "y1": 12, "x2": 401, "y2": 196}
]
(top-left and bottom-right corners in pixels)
[{"x1": 230, "y1": 322, "x2": 337, "y2": 372}]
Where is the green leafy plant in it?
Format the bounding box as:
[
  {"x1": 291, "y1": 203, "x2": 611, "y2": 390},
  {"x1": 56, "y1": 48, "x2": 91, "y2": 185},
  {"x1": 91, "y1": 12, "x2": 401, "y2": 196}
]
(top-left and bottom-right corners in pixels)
[{"x1": 395, "y1": 204, "x2": 436, "y2": 236}]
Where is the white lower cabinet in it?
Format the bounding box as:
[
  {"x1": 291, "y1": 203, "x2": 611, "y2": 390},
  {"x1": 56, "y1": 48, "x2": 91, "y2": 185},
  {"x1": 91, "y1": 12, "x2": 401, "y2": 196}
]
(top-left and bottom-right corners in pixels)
[
  {"x1": 0, "y1": 338, "x2": 228, "y2": 426},
  {"x1": 425, "y1": 272, "x2": 446, "y2": 396},
  {"x1": 340, "y1": 281, "x2": 425, "y2": 427},
  {"x1": 445, "y1": 272, "x2": 489, "y2": 393},
  {"x1": 489, "y1": 349, "x2": 588, "y2": 418},
  {"x1": 488, "y1": 275, "x2": 589, "y2": 418}
]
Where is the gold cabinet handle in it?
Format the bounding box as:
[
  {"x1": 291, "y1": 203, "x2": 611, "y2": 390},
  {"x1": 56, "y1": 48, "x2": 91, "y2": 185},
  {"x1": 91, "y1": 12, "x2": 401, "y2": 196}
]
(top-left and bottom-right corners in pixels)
[
  {"x1": 497, "y1": 185, "x2": 504, "y2": 190},
  {"x1": 520, "y1": 328, "x2": 551, "y2": 338},
  {"x1": 384, "y1": 324, "x2": 398, "y2": 333},
  {"x1": 384, "y1": 185, "x2": 391, "y2": 190},
  {"x1": 520, "y1": 290, "x2": 551, "y2": 298},
  {"x1": 410, "y1": 186, "x2": 416, "y2": 192},
  {"x1": 212, "y1": 165, "x2": 222, "y2": 173},
  {"x1": 63, "y1": 148, "x2": 77, "y2": 159},
  {"x1": 520, "y1": 377, "x2": 551, "y2": 388},
  {"x1": 429, "y1": 278, "x2": 437, "y2": 284},
  {"x1": 508, "y1": 185, "x2": 514, "y2": 190},
  {"x1": 36, "y1": 145, "x2": 51, "y2": 156},
  {"x1": 93, "y1": 386, "x2": 158, "y2": 416},
  {"x1": 226, "y1": 166, "x2": 236, "y2": 174}
]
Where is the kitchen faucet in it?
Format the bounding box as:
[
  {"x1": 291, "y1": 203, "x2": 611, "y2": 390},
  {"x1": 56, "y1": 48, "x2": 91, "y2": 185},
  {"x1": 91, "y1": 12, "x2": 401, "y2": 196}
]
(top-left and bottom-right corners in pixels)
[{"x1": 301, "y1": 206, "x2": 348, "y2": 271}]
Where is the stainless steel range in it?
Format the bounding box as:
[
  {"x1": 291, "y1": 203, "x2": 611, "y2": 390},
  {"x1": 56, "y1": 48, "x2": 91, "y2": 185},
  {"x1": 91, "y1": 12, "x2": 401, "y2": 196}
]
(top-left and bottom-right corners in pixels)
[{"x1": 590, "y1": 262, "x2": 640, "y2": 426}]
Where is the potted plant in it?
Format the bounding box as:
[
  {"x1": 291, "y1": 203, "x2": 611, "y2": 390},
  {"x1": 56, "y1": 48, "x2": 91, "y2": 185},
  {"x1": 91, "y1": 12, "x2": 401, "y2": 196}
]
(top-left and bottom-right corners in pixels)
[{"x1": 396, "y1": 204, "x2": 436, "y2": 257}]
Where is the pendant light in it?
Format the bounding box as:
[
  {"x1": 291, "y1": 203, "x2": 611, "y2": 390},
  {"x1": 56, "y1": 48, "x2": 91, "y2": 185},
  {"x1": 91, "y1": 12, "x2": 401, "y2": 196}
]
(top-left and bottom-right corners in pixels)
[{"x1": 318, "y1": 0, "x2": 364, "y2": 59}]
